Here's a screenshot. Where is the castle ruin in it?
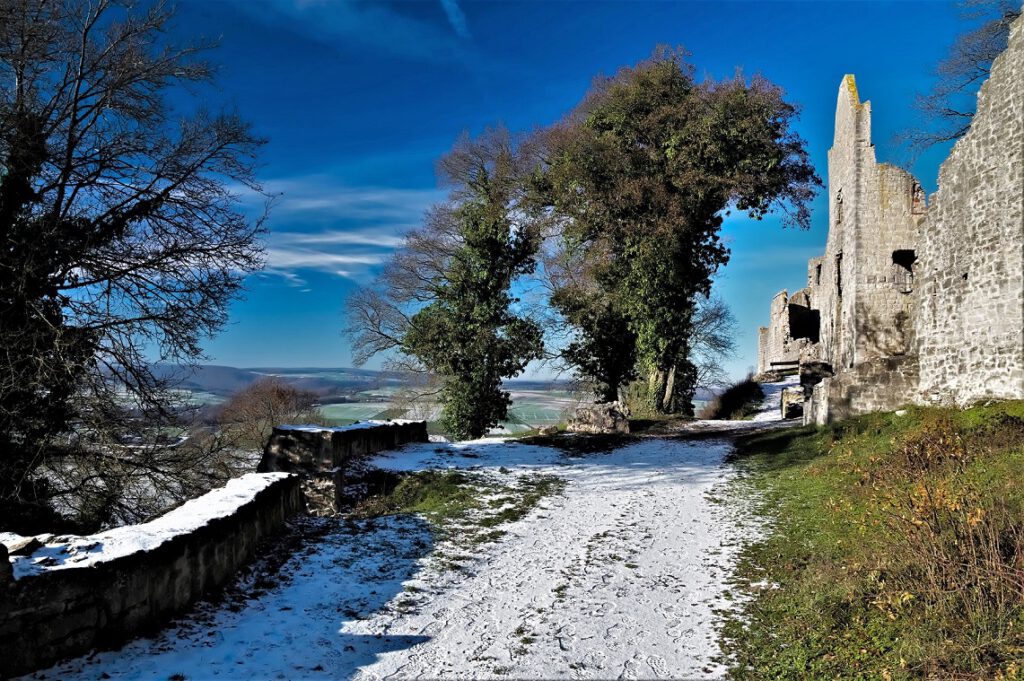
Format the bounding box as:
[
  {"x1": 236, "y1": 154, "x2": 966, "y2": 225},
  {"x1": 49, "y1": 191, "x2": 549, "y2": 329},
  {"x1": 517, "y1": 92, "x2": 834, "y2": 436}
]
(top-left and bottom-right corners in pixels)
[{"x1": 757, "y1": 13, "x2": 1024, "y2": 424}]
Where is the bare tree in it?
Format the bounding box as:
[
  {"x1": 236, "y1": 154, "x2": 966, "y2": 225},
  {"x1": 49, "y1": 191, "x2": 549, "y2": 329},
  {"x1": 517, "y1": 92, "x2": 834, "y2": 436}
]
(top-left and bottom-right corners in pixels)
[
  {"x1": 0, "y1": 0, "x2": 267, "y2": 531},
  {"x1": 901, "y1": 0, "x2": 1021, "y2": 157},
  {"x1": 689, "y1": 295, "x2": 738, "y2": 391},
  {"x1": 218, "y1": 378, "x2": 323, "y2": 450}
]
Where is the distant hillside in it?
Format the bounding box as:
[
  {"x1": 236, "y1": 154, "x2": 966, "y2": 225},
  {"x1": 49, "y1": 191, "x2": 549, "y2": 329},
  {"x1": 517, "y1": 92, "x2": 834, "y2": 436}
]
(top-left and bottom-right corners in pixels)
[
  {"x1": 151, "y1": 365, "x2": 395, "y2": 398},
  {"x1": 152, "y1": 364, "x2": 713, "y2": 404},
  {"x1": 153, "y1": 365, "x2": 259, "y2": 396}
]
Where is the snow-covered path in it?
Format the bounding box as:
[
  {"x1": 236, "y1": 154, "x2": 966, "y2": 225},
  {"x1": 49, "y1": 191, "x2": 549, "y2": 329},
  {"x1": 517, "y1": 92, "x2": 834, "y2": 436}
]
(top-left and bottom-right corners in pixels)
[
  {"x1": 353, "y1": 438, "x2": 746, "y2": 680},
  {"x1": 28, "y1": 380, "x2": 794, "y2": 681}
]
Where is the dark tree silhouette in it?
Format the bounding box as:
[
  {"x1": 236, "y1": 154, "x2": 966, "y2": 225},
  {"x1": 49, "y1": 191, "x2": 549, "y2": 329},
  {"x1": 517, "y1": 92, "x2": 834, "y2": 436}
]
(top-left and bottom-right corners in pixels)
[
  {"x1": 902, "y1": 0, "x2": 1021, "y2": 156},
  {"x1": 0, "y1": 0, "x2": 267, "y2": 530}
]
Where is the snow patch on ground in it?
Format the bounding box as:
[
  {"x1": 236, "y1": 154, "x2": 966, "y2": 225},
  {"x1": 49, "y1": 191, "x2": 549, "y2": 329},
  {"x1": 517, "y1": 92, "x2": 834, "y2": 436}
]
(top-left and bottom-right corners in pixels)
[
  {"x1": 6, "y1": 473, "x2": 290, "y2": 580},
  {"x1": 27, "y1": 381, "x2": 791, "y2": 680}
]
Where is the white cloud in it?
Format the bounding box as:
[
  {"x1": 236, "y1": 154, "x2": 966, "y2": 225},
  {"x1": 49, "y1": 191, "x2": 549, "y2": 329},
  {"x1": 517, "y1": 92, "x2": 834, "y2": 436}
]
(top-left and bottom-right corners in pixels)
[
  {"x1": 234, "y1": 173, "x2": 446, "y2": 283},
  {"x1": 265, "y1": 247, "x2": 386, "y2": 270},
  {"x1": 264, "y1": 244, "x2": 391, "y2": 281},
  {"x1": 232, "y1": 0, "x2": 470, "y2": 62},
  {"x1": 262, "y1": 176, "x2": 443, "y2": 225},
  {"x1": 276, "y1": 229, "x2": 407, "y2": 249},
  {"x1": 439, "y1": 0, "x2": 470, "y2": 39}
]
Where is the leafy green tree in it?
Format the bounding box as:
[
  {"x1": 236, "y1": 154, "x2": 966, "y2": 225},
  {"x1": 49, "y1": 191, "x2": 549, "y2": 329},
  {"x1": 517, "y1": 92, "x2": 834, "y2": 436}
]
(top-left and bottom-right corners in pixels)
[
  {"x1": 542, "y1": 235, "x2": 637, "y2": 403},
  {"x1": 541, "y1": 48, "x2": 819, "y2": 413},
  {"x1": 348, "y1": 128, "x2": 544, "y2": 440}
]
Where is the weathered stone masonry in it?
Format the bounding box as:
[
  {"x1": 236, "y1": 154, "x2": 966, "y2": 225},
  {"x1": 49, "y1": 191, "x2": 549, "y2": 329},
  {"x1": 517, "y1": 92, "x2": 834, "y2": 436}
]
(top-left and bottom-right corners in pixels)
[
  {"x1": 756, "y1": 289, "x2": 816, "y2": 375},
  {"x1": 1, "y1": 419, "x2": 430, "y2": 677},
  {"x1": 259, "y1": 420, "x2": 430, "y2": 514},
  {"x1": 0, "y1": 474, "x2": 303, "y2": 678},
  {"x1": 917, "y1": 13, "x2": 1024, "y2": 406},
  {"x1": 757, "y1": 13, "x2": 1024, "y2": 423}
]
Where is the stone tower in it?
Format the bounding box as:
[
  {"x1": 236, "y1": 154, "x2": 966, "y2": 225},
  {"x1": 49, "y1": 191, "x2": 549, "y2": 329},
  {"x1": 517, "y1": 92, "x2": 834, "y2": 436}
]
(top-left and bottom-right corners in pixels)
[
  {"x1": 816, "y1": 75, "x2": 923, "y2": 373},
  {"x1": 757, "y1": 75, "x2": 925, "y2": 423}
]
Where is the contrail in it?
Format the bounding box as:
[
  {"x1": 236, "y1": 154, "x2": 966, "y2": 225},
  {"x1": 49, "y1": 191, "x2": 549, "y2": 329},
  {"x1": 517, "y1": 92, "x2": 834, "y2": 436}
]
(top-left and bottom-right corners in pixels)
[{"x1": 439, "y1": 0, "x2": 470, "y2": 39}]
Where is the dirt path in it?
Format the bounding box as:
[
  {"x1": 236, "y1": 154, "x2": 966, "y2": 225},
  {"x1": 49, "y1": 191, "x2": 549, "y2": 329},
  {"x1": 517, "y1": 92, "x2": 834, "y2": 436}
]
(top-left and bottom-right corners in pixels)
[{"x1": 29, "y1": 380, "x2": 794, "y2": 680}]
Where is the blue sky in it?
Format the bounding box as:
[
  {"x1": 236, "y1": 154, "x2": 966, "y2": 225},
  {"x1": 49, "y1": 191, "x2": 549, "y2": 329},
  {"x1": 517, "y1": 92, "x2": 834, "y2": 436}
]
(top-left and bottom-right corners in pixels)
[{"x1": 174, "y1": 0, "x2": 968, "y2": 379}]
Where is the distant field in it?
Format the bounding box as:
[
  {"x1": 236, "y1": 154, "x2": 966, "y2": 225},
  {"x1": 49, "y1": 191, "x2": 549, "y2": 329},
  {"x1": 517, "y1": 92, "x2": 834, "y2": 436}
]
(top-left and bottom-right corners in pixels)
[
  {"x1": 180, "y1": 383, "x2": 709, "y2": 430},
  {"x1": 168, "y1": 389, "x2": 224, "y2": 406},
  {"x1": 318, "y1": 402, "x2": 394, "y2": 425},
  {"x1": 501, "y1": 390, "x2": 579, "y2": 432},
  {"x1": 505, "y1": 405, "x2": 566, "y2": 426}
]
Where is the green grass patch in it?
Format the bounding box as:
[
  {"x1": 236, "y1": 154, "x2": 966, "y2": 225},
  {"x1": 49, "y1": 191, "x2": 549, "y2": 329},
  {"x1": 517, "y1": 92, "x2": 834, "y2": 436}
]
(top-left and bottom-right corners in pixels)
[
  {"x1": 724, "y1": 403, "x2": 1024, "y2": 680},
  {"x1": 352, "y1": 469, "x2": 566, "y2": 555}
]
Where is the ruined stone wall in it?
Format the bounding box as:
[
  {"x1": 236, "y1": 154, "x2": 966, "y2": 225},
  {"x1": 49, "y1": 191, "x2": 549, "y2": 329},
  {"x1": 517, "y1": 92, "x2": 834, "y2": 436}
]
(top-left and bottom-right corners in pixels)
[
  {"x1": 818, "y1": 76, "x2": 922, "y2": 371},
  {"x1": 0, "y1": 474, "x2": 303, "y2": 678},
  {"x1": 756, "y1": 15, "x2": 1024, "y2": 424},
  {"x1": 757, "y1": 326, "x2": 770, "y2": 374},
  {"x1": 756, "y1": 290, "x2": 799, "y2": 373},
  {"x1": 807, "y1": 355, "x2": 919, "y2": 425},
  {"x1": 259, "y1": 420, "x2": 429, "y2": 515},
  {"x1": 259, "y1": 420, "x2": 429, "y2": 475},
  {"x1": 760, "y1": 76, "x2": 922, "y2": 423},
  {"x1": 756, "y1": 290, "x2": 818, "y2": 374},
  {"x1": 806, "y1": 256, "x2": 825, "y2": 310},
  {"x1": 815, "y1": 76, "x2": 864, "y2": 372},
  {"x1": 916, "y1": 14, "x2": 1024, "y2": 406}
]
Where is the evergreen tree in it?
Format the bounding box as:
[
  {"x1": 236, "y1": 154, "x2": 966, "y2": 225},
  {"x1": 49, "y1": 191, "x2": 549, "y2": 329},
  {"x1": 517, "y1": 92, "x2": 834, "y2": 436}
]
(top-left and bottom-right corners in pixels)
[
  {"x1": 542, "y1": 49, "x2": 819, "y2": 413},
  {"x1": 348, "y1": 128, "x2": 544, "y2": 440}
]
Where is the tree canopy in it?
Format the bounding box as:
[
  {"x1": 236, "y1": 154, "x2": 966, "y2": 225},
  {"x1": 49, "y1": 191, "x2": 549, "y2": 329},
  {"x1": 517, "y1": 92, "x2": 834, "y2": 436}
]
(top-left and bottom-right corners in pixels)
[
  {"x1": 540, "y1": 49, "x2": 819, "y2": 413},
  {"x1": 349, "y1": 51, "x2": 818, "y2": 433},
  {"x1": 348, "y1": 128, "x2": 545, "y2": 440}
]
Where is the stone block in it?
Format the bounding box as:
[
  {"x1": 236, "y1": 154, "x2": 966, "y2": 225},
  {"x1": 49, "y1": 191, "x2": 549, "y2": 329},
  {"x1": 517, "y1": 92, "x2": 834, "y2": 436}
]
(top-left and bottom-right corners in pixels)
[
  {"x1": 781, "y1": 387, "x2": 805, "y2": 419},
  {"x1": 567, "y1": 402, "x2": 630, "y2": 434}
]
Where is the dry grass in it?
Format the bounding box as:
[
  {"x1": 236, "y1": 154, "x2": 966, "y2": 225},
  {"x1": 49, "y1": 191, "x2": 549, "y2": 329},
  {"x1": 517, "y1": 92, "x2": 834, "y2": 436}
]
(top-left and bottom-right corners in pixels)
[{"x1": 725, "y1": 404, "x2": 1024, "y2": 679}]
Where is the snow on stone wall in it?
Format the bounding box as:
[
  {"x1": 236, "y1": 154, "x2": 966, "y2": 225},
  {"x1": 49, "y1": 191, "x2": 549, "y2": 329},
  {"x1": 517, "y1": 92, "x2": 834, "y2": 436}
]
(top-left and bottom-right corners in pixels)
[
  {"x1": 259, "y1": 419, "x2": 429, "y2": 515},
  {"x1": 0, "y1": 473, "x2": 302, "y2": 678}
]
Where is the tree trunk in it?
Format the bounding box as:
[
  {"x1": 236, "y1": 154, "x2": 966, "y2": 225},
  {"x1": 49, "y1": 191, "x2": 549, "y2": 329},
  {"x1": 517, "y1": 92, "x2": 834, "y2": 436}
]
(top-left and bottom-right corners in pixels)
[{"x1": 662, "y1": 365, "x2": 676, "y2": 412}]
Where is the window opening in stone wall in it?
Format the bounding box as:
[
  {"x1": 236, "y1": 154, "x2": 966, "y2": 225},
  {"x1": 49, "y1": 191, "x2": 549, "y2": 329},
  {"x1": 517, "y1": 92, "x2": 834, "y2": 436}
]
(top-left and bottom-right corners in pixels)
[
  {"x1": 835, "y1": 189, "x2": 843, "y2": 224},
  {"x1": 815, "y1": 263, "x2": 822, "y2": 286},
  {"x1": 911, "y1": 182, "x2": 926, "y2": 215},
  {"x1": 788, "y1": 304, "x2": 820, "y2": 343},
  {"x1": 836, "y1": 252, "x2": 843, "y2": 298},
  {"x1": 892, "y1": 249, "x2": 916, "y2": 294}
]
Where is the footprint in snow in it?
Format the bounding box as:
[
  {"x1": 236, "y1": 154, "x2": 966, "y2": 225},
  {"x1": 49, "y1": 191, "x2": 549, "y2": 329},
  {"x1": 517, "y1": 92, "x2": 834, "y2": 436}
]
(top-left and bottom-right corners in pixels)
[
  {"x1": 646, "y1": 654, "x2": 670, "y2": 678},
  {"x1": 618, "y1": 653, "x2": 646, "y2": 680},
  {"x1": 583, "y1": 651, "x2": 607, "y2": 670}
]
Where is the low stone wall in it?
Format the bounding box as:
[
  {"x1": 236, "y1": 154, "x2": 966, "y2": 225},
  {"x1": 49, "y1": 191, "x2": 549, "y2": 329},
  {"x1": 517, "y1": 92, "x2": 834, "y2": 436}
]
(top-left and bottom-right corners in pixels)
[
  {"x1": 807, "y1": 355, "x2": 919, "y2": 425},
  {"x1": 0, "y1": 473, "x2": 302, "y2": 678},
  {"x1": 258, "y1": 420, "x2": 429, "y2": 514}
]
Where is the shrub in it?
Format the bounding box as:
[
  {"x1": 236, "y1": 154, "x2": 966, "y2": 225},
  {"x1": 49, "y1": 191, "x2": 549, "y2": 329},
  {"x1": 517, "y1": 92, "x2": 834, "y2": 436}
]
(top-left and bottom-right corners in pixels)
[
  {"x1": 726, "y1": 403, "x2": 1024, "y2": 679},
  {"x1": 697, "y1": 376, "x2": 764, "y2": 420}
]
